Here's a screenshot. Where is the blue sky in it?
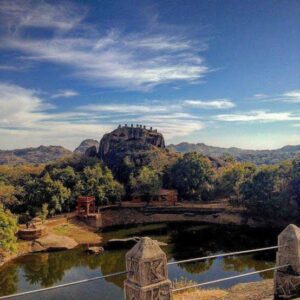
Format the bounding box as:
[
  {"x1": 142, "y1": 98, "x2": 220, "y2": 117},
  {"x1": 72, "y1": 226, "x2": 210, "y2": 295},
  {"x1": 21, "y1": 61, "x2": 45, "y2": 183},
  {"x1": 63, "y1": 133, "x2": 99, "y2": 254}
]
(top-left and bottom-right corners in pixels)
[{"x1": 0, "y1": 0, "x2": 299, "y2": 150}]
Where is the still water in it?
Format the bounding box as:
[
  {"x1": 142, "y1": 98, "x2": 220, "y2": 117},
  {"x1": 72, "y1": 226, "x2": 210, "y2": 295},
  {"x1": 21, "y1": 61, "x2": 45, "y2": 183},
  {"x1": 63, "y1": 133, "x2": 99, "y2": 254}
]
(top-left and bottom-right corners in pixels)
[{"x1": 0, "y1": 222, "x2": 280, "y2": 299}]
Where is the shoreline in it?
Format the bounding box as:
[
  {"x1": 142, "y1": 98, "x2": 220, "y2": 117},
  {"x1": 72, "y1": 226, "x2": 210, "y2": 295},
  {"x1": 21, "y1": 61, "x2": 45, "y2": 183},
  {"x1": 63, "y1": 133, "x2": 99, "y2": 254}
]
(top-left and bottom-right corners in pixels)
[{"x1": 0, "y1": 217, "x2": 102, "y2": 268}]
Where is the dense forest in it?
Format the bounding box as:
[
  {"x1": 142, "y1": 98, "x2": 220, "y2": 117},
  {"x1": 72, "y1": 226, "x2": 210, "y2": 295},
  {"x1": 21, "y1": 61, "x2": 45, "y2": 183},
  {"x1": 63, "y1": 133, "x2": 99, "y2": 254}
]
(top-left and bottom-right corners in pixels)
[
  {"x1": 0, "y1": 145, "x2": 300, "y2": 253},
  {"x1": 0, "y1": 152, "x2": 299, "y2": 221}
]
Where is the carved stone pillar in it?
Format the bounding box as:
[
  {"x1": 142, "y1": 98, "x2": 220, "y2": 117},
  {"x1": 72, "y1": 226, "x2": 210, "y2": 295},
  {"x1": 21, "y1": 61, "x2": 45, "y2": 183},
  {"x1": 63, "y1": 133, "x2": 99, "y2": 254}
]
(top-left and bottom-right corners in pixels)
[
  {"x1": 275, "y1": 224, "x2": 300, "y2": 299},
  {"x1": 124, "y1": 237, "x2": 172, "y2": 300}
]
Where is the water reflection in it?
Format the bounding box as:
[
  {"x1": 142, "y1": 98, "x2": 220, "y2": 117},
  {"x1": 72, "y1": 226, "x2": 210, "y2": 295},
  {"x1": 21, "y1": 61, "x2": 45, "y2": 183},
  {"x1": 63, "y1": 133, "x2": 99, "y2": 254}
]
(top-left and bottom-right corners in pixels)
[{"x1": 0, "y1": 222, "x2": 281, "y2": 298}]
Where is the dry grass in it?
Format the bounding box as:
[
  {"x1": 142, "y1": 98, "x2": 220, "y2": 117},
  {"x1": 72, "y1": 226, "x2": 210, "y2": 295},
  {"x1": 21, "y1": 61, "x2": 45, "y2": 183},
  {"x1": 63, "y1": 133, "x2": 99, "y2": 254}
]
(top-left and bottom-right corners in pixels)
[
  {"x1": 172, "y1": 278, "x2": 274, "y2": 300},
  {"x1": 172, "y1": 278, "x2": 228, "y2": 300},
  {"x1": 48, "y1": 219, "x2": 102, "y2": 244}
]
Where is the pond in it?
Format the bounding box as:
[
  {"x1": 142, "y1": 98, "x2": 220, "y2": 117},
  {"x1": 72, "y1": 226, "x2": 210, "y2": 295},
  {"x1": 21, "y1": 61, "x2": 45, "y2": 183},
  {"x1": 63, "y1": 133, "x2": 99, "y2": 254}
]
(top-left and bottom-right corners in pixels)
[{"x1": 0, "y1": 222, "x2": 281, "y2": 299}]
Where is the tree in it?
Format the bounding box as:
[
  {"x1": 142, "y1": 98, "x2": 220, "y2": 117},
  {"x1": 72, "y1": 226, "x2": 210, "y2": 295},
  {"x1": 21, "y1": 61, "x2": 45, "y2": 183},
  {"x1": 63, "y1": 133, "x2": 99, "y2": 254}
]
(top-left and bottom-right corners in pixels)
[
  {"x1": 169, "y1": 152, "x2": 214, "y2": 201},
  {"x1": 216, "y1": 162, "x2": 256, "y2": 203},
  {"x1": 290, "y1": 159, "x2": 300, "y2": 205},
  {"x1": 241, "y1": 165, "x2": 297, "y2": 219},
  {"x1": 0, "y1": 204, "x2": 18, "y2": 252},
  {"x1": 24, "y1": 173, "x2": 71, "y2": 216},
  {"x1": 0, "y1": 181, "x2": 17, "y2": 208},
  {"x1": 39, "y1": 203, "x2": 49, "y2": 223},
  {"x1": 79, "y1": 163, "x2": 124, "y2": 205},
  {"x1": 129, "y1": 166, "x2": 161, "y2": 202}
]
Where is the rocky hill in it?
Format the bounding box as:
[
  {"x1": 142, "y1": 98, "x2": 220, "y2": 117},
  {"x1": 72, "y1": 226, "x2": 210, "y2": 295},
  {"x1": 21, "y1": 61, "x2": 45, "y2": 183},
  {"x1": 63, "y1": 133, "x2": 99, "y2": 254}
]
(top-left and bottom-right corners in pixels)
[
  {"x1": 0, "y1": 146, "x2": 72, "y2": 165},
  {"x1": 74, "y1": 139, "x2": 99, "y2": 154},
  {"x1": 98, "y1": 124, "x2": 175, "y2": 182},
  {"x1": 167, "y1": 142, "x2": 300, "y2": 165}
]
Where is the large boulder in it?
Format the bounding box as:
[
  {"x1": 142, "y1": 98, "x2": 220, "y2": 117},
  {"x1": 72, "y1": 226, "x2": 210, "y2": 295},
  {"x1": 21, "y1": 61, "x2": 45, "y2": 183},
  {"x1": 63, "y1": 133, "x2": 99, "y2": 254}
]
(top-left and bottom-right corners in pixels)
[
  {"x1": 98, "y1": 125, "x2": 176, "y2": 183},
  {"x1": 99, "y1": 125, "x2": 165, "y2": 160},
  {"x1": 31, "y1": 234, "x2": 78, "y2": 252}
]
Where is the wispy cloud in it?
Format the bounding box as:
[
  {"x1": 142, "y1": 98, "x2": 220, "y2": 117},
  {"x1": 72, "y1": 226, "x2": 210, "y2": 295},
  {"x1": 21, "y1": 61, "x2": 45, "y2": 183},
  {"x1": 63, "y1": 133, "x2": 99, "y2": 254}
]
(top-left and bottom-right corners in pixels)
[
  {"x1": 0, "y1": 0, "x2": 86, "y2": 32},
  {"x1": 0, "y1": 1, "x2": 210, "y2": 91},
  {"x1": 0, "y1": 82, "x2": 205, "y2": 149},
  {"x1": 252, "y1": 90, "x2": 300, "y2": 103},
  {"x1": 52, "y1": 89, "x2": 78, "y2": 99},
  {"x1": 215, "y1": 110, "x2": 300, "y2": 122},
  {"x1": 184, "y1": 99, "x2": 235, "y2": 109},
  {"x1": 282, "y1": 90, "x2": 300, "y2": 103},
  {"x1": 0, "y1": 64, "x2": 22, "y2": 71}
]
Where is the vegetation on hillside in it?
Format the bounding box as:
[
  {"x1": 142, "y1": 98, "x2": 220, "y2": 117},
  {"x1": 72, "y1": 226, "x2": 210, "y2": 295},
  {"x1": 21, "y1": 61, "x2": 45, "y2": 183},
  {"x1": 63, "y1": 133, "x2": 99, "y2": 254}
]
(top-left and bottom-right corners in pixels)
[
  {"x1": 0, "y1": 149, "x2": 299, "y2": 228},
  {"x1": 0, "y1": 205, "x2": 18, "y2": 252},
  {"x1": 168, "y1": 142, "x2": 300, "y2": 165}
]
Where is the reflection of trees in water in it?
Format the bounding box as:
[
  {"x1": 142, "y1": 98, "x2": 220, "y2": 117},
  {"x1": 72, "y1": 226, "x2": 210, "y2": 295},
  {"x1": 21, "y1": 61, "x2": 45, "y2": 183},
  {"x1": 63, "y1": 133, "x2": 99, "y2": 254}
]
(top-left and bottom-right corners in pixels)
[
  {"x1": 222, "y1": 255, "x2": 274, "y2": 279},
  {"x1": 9, "y1": 247, "x2": 127, "y2": 289},
  {"x1": 179, "y1": 259, "x2": 213, "y2": 274},
  {"x1": 0, "y1": 263, "x2": 18, "y2": 296},
  {"x1": 98, "y1": 250, "x2": 127, "y2": 288},
  {"x1": 168, "y1": 222, "x2": 278, "y2": 277},
  {"x1": 169, "y1": 222, "x2": 278, "y2": 260},
  {"x1": 0, "y1": 223, "x2": 281, "y2": 295}
]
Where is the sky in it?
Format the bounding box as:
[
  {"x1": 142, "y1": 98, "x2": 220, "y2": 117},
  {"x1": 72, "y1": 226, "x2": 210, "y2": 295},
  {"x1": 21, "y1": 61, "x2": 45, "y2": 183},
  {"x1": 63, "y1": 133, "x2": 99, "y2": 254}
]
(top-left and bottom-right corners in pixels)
[{"x1": 0, "y1": 0, "x2": 299, "y2": 150}]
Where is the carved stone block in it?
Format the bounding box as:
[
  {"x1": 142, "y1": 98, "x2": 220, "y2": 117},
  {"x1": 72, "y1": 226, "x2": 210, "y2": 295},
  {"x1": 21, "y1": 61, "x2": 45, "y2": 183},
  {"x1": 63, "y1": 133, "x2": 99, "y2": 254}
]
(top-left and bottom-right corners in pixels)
[
  {"x1": 275, "y1": 224, "x2": 300, "y2": 299},
  {"x1": 275, "y1": 271, "x2": 300, "y2": 299},
  {"x1": 126, "y1": 237, "x2": 168, "y2": 287},
  {"x1": 124, "y1": 279, "x2": 172, "y2": 300}
]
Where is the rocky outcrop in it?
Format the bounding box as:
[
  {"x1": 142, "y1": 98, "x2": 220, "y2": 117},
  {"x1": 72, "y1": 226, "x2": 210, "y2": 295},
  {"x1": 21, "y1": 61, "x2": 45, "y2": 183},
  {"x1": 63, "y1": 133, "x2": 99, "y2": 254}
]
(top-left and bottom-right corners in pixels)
[
  {"x1": 31, "y1": 234, "x2": 78, "y2": 252},
  {"x1": 99, "y1": 125, "x2": 165, "y2": 160},
  {"x1": 74, "y1": 139, "x2": 99, "y2": 154},
  {"x1": 98, "y1": 125, "x2": 171, "y2": 182}
]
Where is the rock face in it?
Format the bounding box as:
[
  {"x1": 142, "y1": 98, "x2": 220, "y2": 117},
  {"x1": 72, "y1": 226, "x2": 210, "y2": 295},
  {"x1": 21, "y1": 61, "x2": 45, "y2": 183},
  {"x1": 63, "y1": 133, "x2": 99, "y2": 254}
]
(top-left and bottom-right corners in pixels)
[
  {"x1": 74, "y1": 139, "x2": 100, "y2": 154},
  {"x1": 98, "y1": 125, "x2": 169, "y2": 182},
  {"x1": 99, "y1": 125, "x2": 165, "y2": 160},
  {"x1": 31, "y1": 234, "x2": 78, "y2": 252}
]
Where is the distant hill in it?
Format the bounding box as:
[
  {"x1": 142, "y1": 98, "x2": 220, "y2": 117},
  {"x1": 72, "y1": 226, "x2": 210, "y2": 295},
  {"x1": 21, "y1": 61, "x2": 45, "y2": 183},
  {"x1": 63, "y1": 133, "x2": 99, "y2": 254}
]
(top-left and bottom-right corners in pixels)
[
  {"x1": 0, "y1": 146, "x2": 72, "y2": 165},
  {"x1": 167, "y1": 142, "x2": 300, "y2": 165},
  {"x1": 74, "y1": 139, "x2": 99, "y2": 154}
]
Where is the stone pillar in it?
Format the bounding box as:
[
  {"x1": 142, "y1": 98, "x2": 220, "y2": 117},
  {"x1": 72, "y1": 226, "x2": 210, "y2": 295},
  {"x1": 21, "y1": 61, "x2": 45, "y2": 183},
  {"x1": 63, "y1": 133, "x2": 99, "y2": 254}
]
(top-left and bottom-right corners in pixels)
[
  {"x1": 274, "y1": 224, "x2": 300, "y2": 299},
  {"x1": 124, "y1": 237, "x2": 172, "y2": 300}
]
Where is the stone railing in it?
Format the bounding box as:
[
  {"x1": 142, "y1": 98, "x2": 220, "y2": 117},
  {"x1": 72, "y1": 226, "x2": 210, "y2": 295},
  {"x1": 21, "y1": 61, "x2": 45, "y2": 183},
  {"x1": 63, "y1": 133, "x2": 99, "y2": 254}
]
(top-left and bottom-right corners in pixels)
[{"x1": 124, "y1": 224, "x2": 300, "y2": 300}]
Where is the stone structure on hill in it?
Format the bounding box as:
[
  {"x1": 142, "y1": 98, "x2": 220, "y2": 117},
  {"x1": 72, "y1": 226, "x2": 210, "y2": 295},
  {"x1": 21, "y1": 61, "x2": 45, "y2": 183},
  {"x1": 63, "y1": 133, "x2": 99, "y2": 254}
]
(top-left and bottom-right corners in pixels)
[
  {"x1": 99, "y1": 124, "x2": 165, "y2": 160},
  {"x1": 98, "y1": 125, "x2": 169, "y2": 182}
]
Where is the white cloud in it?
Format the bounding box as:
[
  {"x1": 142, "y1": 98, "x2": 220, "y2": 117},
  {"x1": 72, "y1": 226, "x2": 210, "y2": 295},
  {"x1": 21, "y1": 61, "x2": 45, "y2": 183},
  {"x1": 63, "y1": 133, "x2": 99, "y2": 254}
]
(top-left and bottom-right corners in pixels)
[
  {"x1": 0, "y1": 65, "x2": 21, "y2": 71},
  {"x1": 282, "y1": 90, "x2": 300, "y2": 103},
  {"x1": 0, "y1": 82, "x2": 205, "y2": 149},
  {"x1": 215, "y1": 110, "x2": 300, "y2": 122},
  {"x1": 0, "y1": 82, "x2": 47, "y2": 128},
  {"x1": 184, "y1": 99, "x2": 235, "y2": 109},
  {"x1": 0, "y1": 1, "x2": 210, "y2": 91},
  {"x1": 52, "y1": 90, "x2": 78, "y2": 99},
  {"x1": 252, "y1": 89, "x2": 300, "y2": 103},
  {"x1": 0, "y1": 0, "x2": 86, "y2": 32}
]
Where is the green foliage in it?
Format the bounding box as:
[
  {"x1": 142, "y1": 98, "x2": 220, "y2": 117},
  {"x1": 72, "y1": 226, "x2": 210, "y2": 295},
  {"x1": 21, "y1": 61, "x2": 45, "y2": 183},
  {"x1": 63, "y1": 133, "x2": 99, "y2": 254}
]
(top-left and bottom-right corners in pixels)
[
  {"x1": 241, "y1": 164, "x2": 298, "y2": 219},
  {"x1": 129, "y1": 166, "x2": 161, "y2": 201},
  {"x1": 24, "y1": 173, "x2": 71, "y2": 216},
  {"x1": 79, "y1": 163, "x2": 124, "y2": 205},
  {"x1": 169, "y1": 152, "x2": 214, "y2": 200},
  {"x1": 0, "y1": 204, "x2": 18, "y2": 252},
  {"x1": 39, "y1": 203, "x2": 49, "y2": 222},
  {"x1": 0, "y1": 181, "x2": 17, "y2": 207},
  {"x1": 216, "y1": 162, "x2": 256, "y2": 202}
]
